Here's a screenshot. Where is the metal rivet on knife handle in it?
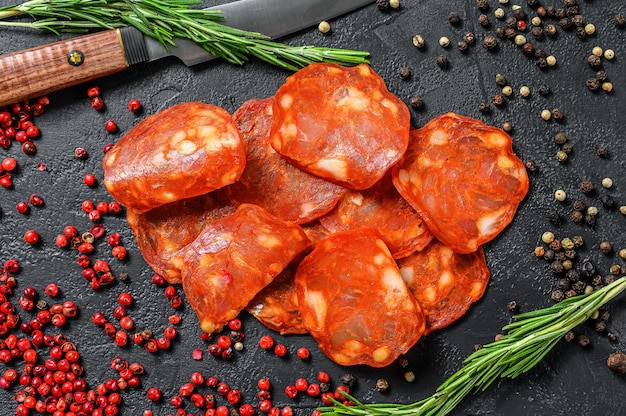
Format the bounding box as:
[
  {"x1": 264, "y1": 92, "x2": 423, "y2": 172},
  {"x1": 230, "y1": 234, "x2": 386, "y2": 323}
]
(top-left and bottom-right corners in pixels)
[{"x1": 0, "y1": 29, "x2": 130, "y2": 107}]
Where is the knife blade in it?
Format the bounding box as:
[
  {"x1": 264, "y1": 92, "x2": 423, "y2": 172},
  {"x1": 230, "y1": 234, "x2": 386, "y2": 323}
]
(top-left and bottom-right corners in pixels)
[{"x1": 0, "y1": 0, "x2": 372, "y2": 107}]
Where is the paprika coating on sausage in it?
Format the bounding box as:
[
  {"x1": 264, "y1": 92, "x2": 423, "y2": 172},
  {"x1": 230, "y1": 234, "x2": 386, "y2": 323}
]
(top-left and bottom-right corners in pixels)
[
  {"x1": 392, "y1": 113, "x2": 529, "y2": 253},
  {"x1": 181, "y1": 203, "x2": 311, "y2": 334},
  {"x1": 225, "y1": 97, "x2": 346, "y2": 224},
  {"x1": 270, "y1": 63, "x2": 410, "y2": 190},
  {"x1": 295, "y1": 228, "x2": 425, "y2": 367},
  {"x1": 103, "y1": 102, "x2": 246, "y2": 213},
  {"x1": 397, "y1": 239, "x2": 490, "y2": 335}
]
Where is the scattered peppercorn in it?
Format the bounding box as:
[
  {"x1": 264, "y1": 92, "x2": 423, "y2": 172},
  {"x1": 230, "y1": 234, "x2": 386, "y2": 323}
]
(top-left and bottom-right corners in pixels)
[
  {"x1": 409, "y1": 96, "x2": 424, "y2": 110},
  {"x1": 398, "y1": 66, "x2": 411, "y2": 80},
  {"x1": 436, "y1": 54, "x2": 449, "y2": 68},
  {"x1": 538, "y1": 84, "x2": 551, "y2": 96},
  {"x1": 579, "y1": 180, "x2": 594, "y2": 194},
  {"x1": 448, "y1": 11, "x2": 461, "y2": 25},
  {"x1": 375, "y1": 378, "x2": 389, "y2": 392},
  {"x1": 483, "y1": 35, "x2": 497, "y2": 49},
  {"x1": 607, "y1": 352, "x2": 626, "y2": 374}
]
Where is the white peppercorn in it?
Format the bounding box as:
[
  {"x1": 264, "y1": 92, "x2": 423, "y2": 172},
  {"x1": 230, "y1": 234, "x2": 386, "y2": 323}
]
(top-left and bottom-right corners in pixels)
[
  {"x1": 546, "y1": 55, "x2": 557, "y2": 66},
  {"x1": 519, "y1": 85, "x2": 530, "y2": 97},
  {"x1": 495, "y1": 8, "x2": 505, "y2": 19},
  {"x1": 439, "y1": 36, "x2": 450, "y2": 47},
  {"x1": 412, "y1": 34, "x2": 425, "y2": 48},
  {"x1": 542, "y1": 231, "x2": 555, "y2": 244},
  {"x1": 554, "y1": 189, "x2": 567, "y2": 202},
  {"x1": 604, "y1": 49, "x2": 615, "y2": 60},
  {"x1": 531, "y1": 16, "x2": 542, "y2": 26},
  {"x1": 587, "y1": 206, "x2": 598, "y2": 216},
  {"x1": 318, "y1": 21, "x2": 331, "y2": 33},
  {"x1": 514, "y1": 34, "x2": 527, "y2": 45},
  {"x1": 390, "y1": 0, "x2": 400, "y2": 8},
  {"x1": 592, "y1": 46, "x2": 603, "y2": 57},
  {"x1": 584, "y1": 23, "x2": 596, "y2": 35},
  {"x1": 601, "y1": 178, "x2": 613, "y2": 188},
  {"x1": 541, "y1": 109, "x2": 552, "y2": 120},
  {"x1": 502, "y1": 85, "x2": 513, "y2": 96},
  {"x1": 620, "y1": 206, "x2": 626, "y2": 215},
  {"x1": 602, "y1": 82, "x2": 613, "y2": 93}
]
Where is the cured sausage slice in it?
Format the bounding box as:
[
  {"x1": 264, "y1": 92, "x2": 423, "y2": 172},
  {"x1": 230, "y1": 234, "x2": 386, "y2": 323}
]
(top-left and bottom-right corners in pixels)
[
  {"x1": 126, "y1": 190, "x2": 236, "y2": 285},
  {"x1": 225, "y1": 98, "x2": 346, "y2": 224},
  {"x1": 103, "y1": 102, "x2": 245, "y2": 213},
  {"x1": 270, "y1": 63, "x2": 410, "y2": 190},
  {"x1": 246, "y1": 261, "x2": 306, "y2": 335},
  {"x1": 392, "y1": 113, "x2": 529, "y2": 254},
  {"x1": 181, "y1": 204, "x2": 311, "y2": 333},
  {"x1": 318, "y1": 172, "x2": 433, "y2": 259},
  {"x1": 397, "y1": 239, "x2": 490, "y2": 335},
  {"x1": 295, "y1": 229, "x2": 425, "y2": 367}
]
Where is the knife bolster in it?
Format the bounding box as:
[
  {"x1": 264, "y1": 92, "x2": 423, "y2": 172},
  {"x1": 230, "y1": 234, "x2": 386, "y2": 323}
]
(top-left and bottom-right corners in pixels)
[{"x1": 119, "y1": 27, "x2": 150, "y2": 65}]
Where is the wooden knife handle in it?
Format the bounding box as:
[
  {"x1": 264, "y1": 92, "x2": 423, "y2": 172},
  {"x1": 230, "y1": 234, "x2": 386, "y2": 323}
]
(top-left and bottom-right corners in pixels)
[{"x1": 0, "y1": 29, "x2": 130, "y2": 107}]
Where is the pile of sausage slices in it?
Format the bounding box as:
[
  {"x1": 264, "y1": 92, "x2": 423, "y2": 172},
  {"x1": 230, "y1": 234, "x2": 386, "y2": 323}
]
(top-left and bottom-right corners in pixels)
[{"x1": 102, "y1": 63, "x2": 529, "y2": 368}]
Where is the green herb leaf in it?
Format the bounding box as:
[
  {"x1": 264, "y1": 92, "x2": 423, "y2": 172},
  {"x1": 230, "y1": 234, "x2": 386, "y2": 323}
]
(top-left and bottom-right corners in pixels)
[
  {"x1": 317, "y1": 276, "x2": 626, "y2": 416},
  {"x1": 0, "y1": 0, "x2": 369, "y2": 70}
]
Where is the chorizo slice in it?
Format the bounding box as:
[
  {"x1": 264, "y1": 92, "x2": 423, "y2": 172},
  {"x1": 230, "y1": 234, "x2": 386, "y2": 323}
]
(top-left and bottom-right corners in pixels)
[
  {"x1": 225, "y1": 98, "x2": 346, "y2": 224},
  {"x1": 295, "y1": 229, "x2": 425, "y2": 367},
  {"x1": 270, "y1": 63, "x2": 410, "y2": 190},
  {"x1": 318, "y1": 172, "x2": 433, "y2": 258},
  {"x1": 246, "y1": 261, "x2": 306, "y2": 335},
  {"x1": 397, "y1": 239, "x2": 490, "y2": 335},
  {"x1": 103, "y1": 102, "x2": 245, "y2": 213},
  {"x1": 181, "y1": 204, "x2": 311, "y2": 333},
  {"x1": 126, "y1": 190, "x2": 236, "y2": 285},
  {"x1": 392, "y1": 113, "x2": 529, "y2": 253}
]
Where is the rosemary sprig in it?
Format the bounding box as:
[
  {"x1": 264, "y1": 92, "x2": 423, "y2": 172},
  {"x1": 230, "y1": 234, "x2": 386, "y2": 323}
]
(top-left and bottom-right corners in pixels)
[
  {"x1": 318, "y1": 276, "x2": 626, "y2": 416},
  {"x1": 0, "y1": 0, "x2": 370, "y2": 70}
]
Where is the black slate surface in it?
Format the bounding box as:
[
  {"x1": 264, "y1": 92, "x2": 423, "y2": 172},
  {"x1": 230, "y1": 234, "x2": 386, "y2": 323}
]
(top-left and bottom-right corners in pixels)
[{"x1": 1, "y1": 1, "x2": 626, "y2": 415}]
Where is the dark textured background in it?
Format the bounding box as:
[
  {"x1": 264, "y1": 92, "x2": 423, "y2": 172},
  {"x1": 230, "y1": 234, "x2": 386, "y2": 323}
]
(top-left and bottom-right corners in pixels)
[{"x1": 1, "y1": 0, "x2": 625, "y2": 415}]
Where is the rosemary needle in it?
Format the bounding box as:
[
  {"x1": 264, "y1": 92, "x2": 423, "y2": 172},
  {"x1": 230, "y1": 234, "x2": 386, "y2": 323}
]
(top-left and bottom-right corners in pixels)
[
  {"x1": 0, "y1": 0, "x2": 370, "y2": 71},
  {"x1": 318, "y1": 276, "x2": 626, "y2": 416}
]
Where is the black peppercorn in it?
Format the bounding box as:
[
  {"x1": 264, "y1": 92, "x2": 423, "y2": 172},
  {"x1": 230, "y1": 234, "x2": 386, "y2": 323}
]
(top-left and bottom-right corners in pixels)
[
  {"x1": 566, "y1": 269, "x2": 581, "y2": 282},
  {"x1": 561, "y1": 142, "x2": 573, "y2": 154},
  {"x1": 584, "y1": 214, "x2": 596, "y2": 226},
  {"x1": 537, "y1": 6, "x2": 546, "y2": 17},
  {"x1": 586, "y1": 77, "x2": 601, "y2": 91},
  {"x1": 556, "y1": 278, "x2": 571, "y2": 291},
  {"x1": 478, "y1": 14, "x2": 490, "y2": 27},
  {"x1": 495, "y1": 27, "x2": 506, "y2": 38},
  {"x1": 545, "y1": 6, "x2": 556, "y2": 18},
  {"x1": 607, "y1": 332, "x2": 618, "y2": 342},
  {"x1": 478, "y1": 102, "x2": 491, "y2": 113},
  {"x1": 575, "y1": 26, "x2": 586, "y2": 39},
  {"x1": 524, "y1": 159, "x2": 537, "y2": 171},
  {"x1": 559, "y1": 17, "x2": 572, "y2": 29},
  {"x1": 543, "y1": 249, "x2": 555, "y2": 261},
  {"x1": 502, "y1": 121, "x2": 513, "y2": 133},
  {"x1": 531, "y1": 26, "x2": 544, "y2": 39},
  {"x1": 587, "y1": 54, "x2": 602, "y2": 69},
  {"x1": 492, "y1": 94, "x2": 505, "y2": 106},
  {"x1": 564, "y1": 331, "x2": 575, "y2": 342},
  {"x1": 614, "y1": 13, "x2": 625, "y2": 28},
  {"x1": 436, "y1": 54, "x2": 449, "y2": 68},
  {"x1": 375, "y1": 378, "x2": 389, "y2": 392},
  {"x1": 564, "y1": 0, "x2": 577, "y2": 7},
  {"x1": 545, "y1": 24, "x2": 557, "y2": 36},
  {"x1": 577, "y1": 335, "x2": 590, "y2": 347},
  {"x1": 551, "y1": 289, "x2": 565, "y2": 302},
  {"x1": 535, "y1": 49, "x2": 547, "y2": 59},
  {"x1": 319, "y1": 382, "x2": 330, "y2": 393},
  {"x1": 580, "y1": 259, "x2": 596, "y2": 278},
  {"x1": 398, "y1": 66, "x2": 411, "y2": 79},
  {"x1": 566, "y1": 6, "x2": 579, "y2": 16},
  {"x1": 551, "y1": 108, "x2": 564, "y2": 121},
  {"x1": 505, "y1": 16, "x2": 517, "y2": 28},
  {"x1": 554, "y1": 252, "x2": 566, "y2": 262},
  {"x1": 409, "y1": 96, "x2": 424, "y2": 110},
  {"x1": 476, "y1": 0, "x2": 488, "y2": 11},
  {"x1": 448, "y1": 11, "x2": 461, "y2": 25},
  {"x1": 554, "y1": 132, "x2": 568, "y2": 145},
  {"x1": 564, "y1": 249, "x2": 576, "y2": 260},
  {"x1": 555, "y1": 8, "x2": 566, "y2": 20},
  {"x1": 457, "y1": 40, "x2": 469, "y2": 52},
  {"x1": 565, "y1": 289, "x2": 577, "y2": 299},
  {"x1": 545, "y1": 209, "x2": 562, "y2": 224},
  {"x1": 521, "y1": 43, "x2": 534, "y2": 56},
  {"x1": 505, "y1": 28, "x2": 517, "y2": 39},
  {"x1": 506, "y1": 300, "x2": 520, "y2": 313},
  {"x1": 535, "y1": 57, "x2": 548, "y2": 69},
  {"x1": 513, "y1": 8, "x2": 526, "y2": 20},
  {"x1": 571, "y1": 14, "x2": 585, "y2": 27},
  {"x1": 595, "y1": 70, "x2": 608, "y2": 82},
  {"x1": 596, "y1": 146, "x2": 609, "y2": 158},
  {"x1": 607, "y1": 352, "x2": 626, "y2": 374},
  {"x1": 549, "y1": 239, "x2": 562, "y2": 252},
  {"x1": 526, "y1": 0, "x2": 538, "y2": 8},
  {"x1": 572, "y1": 235, "x2": 584, "y2": 247},
  {"x1": 570, "y1": 210, "x2": 583, "y2": 223},
  {"x1": 376, "y1": 0, "x2": 391, "y2": 11},
  {"x1": 483, "y1": 35, "x2": 497, "y2": 49},
  {"x1": 579, "y1": 180, "x2": 594, "y2": 194},
  {"x1": 341, "y1": 373, "x2": 357, "y2": 387},
  {"x1": 600, "y1": 195, "x2": 615, "y2": 209},
  {"x1": 592, "y1": 275, "x2": 604, "y2": 287},
  {"x1": 572, "y1": 199, "x2": 586, "y2": 211},
  {"x1": 572, "y1": 280, "x2": 586, "y2": 294},
  {"x1": 550, "y1": 260, "x2": 564, "y2": 274}
]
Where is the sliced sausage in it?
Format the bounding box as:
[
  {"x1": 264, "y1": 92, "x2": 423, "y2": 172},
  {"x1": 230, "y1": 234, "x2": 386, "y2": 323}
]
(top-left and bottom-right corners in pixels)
[
  {"x1": 103, "y1": 102, "x2": 245, "y2": 213},
  {"x1": 225, "y1": 98, "x2": 346, "y2": 224},
  {"x1": 295, "y1": 229, "x2": 425, "y2": 367},
  {"x1": 392, "y1": 113, "x2": 529, "y2": 253},
  {"x1": 181, "y1": 204, "x2": 311, "y2": 333},
  {"x1": 246, "y1": 261, "x2": 306, "y2": 335},
  {"x1": 397, "y1": 239, "x2": 490, "y2": 335},
  {"x1": 270, "y1": 63, "x2": 410, "y2": 190},
  {"x1": 126, "y1": 190, "x2": 236, "y2": 284},
  {"x1": 318, "y1": 172, "x2": 433, "y2": 258}
]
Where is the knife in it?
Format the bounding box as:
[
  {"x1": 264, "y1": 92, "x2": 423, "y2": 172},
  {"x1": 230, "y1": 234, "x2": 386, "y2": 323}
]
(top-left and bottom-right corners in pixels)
[{"x1": 0, "y1": 0, "x2": 372, "y2": 107}]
